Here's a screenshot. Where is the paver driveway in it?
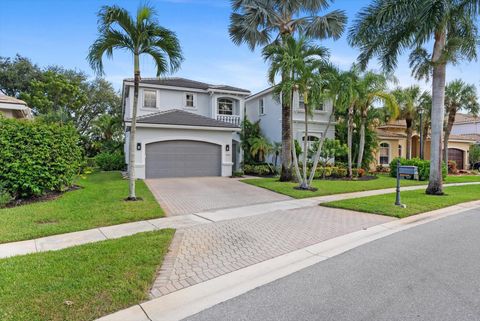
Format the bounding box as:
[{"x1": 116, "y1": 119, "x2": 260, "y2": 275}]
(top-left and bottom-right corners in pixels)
[
  {"x1": 149, "y1": 205, "x2": 395, "y2": 297},
  {"x1": 145, "y1": 177, "x2": 291, "y2": 216}
]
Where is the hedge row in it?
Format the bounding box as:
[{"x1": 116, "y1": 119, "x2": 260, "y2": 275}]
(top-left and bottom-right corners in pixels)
[
  {"x1": 389, "y1": 157, "x2": 447, "y2": 181},
  {"x1": 0, "y1": 118, "x2": 83, "y2": 197}
]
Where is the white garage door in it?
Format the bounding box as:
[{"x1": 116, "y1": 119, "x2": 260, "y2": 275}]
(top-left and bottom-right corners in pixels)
[{"x1": 146, "y1": 140, "x2": 222, "y2": 178}]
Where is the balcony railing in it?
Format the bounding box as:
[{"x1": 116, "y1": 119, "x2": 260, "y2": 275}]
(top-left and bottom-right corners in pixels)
[{"x1": 216, "y1": 114, "x2": 241, "y2": 126}]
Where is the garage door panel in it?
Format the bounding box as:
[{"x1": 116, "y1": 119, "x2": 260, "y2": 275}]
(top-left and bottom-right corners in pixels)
[
  {"x1": 448, "y1": 148, "x2": 464, "y2": 169},
  {"x1": 146, "y1": 140, "x2": 221, "y2": 178}
]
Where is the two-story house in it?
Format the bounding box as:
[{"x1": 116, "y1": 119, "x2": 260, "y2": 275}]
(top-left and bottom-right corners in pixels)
[
  {"x1": 122, "y1": 77, "x2": 250, "y2": 179},
  {"x1": 451, "y1": 113, "x2": 480, "y2": 144},
  {"x1": 245, "y1": 87, "x2": 335, "y2": 163}
]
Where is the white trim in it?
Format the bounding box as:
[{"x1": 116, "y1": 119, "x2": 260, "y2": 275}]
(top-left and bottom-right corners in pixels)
[
  {"x1": 183, "y1": 92, "x2": 197, "y2": 109},
  {"x1": 207, "y1": 88, "x2": 250, "y2": 96},
  {"x1": 245, "y1": 86, "x2": 275, "y2": 101},
  {"x1": 125, "y1": 122, "x2": 240, "y2": 132},
  {"x1": 124, "y1": 81, "x2": 250, "y2": 96}
]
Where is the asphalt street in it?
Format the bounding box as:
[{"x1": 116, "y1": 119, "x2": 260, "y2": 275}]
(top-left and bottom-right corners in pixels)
[{"x1": 184, "y1": 208, "x2": 480, "y2": 321}]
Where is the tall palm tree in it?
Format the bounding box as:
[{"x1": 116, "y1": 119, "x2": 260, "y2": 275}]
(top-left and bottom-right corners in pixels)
[
  {"x1": 263, "y1": 36, "x2": 329, "y2": 188},
  {"x1": 392, "y1": 85, "x2": 424, "y2": 159},
  {"x1": 418, "y1": 91, "x2": 432, "y2": 160},
  {"x1": 444, "y1": 80, "x2": 479, "y2": 163},
  {"x1": 88, "y1": 5, "x2": 183, "y2": 200},
  {"x1": 229, "y1": 0, "x2": 346, "y2": 182},
  {"x1": 349, "y1": 0, "x2": 479, "y2": 195},
  {"x1": 356, "y1": 72, "x2": 398, "y2": 168}
]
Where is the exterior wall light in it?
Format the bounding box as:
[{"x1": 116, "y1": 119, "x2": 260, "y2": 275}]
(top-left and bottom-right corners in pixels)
[{"x1": 137, "y1": 143, "x2": 142, "y2": 151}]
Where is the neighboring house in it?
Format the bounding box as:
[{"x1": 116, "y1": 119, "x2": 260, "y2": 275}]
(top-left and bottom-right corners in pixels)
[
  {"x1": 451, "y1": 113, "x2": 480, "y2": 144},
  {"x1": 0, "y1": 95, "x2": 33, "y2": 119},
  {"x1": 372, "y1": 120, "x2": 475, "y2": 170},
  {"x1": 122, "y1": 77, "x2": 250, "y2": 179},
  {"x1": 245, "y1": 87, "x2": 335, "y2": 163}
]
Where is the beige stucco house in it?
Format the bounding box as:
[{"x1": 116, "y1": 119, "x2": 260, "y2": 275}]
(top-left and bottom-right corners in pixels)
[
  {"x1": 372, "y1": 120, "x2": 475, "y2": 170},
  {"x1": 0, "y1": 95, "x2": 33, "y2": 119}
]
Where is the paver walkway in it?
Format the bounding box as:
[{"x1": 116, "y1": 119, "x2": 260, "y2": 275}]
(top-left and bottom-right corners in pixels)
[
  {"x1": 149, "y1": 206, "x2": 394, "y2": 297},
  {"x1": 145, "y1": 177, "x2": 291, "y2": 216}
]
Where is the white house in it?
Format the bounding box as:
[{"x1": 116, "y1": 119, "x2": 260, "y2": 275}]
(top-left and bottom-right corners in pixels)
[
  {"x1": 245, "y1": 87, "x2": 335, "y2": 163},
  {"x1": 0, "y1": 95, "x2": 33, "y2": 119},
  {"x1": 122, "y1": 77, "x2": 250, "y2": 179}
]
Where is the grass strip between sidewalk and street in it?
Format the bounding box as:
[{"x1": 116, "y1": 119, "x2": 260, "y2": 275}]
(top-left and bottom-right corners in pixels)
[
  {"x1": 0, "y1": 171, "x2": 164, "y2": 244},
  {"x1": 322, "y1": 184, "x2": 480, "y2": 218},
  {"x1": 0, "y1": 229, "x2": 174, "y2": 321},
  {"x1": 242, "y1": 175, "x2": 480, "y2": 199}
]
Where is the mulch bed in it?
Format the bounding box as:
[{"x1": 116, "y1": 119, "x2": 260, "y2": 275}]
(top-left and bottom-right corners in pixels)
[{"x1": 4, "y1": 185, "x2": 82, "y2": 208}]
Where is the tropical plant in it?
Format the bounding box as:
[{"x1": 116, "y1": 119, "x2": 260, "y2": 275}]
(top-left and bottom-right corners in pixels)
[
  {"x1": 417, "y1": 91, "x2": 432, "y2": 160},
  {"x1": 88, "y1": 4, "x2": 183, "y2": 200},
  {"x1": 444, "y1": 80, "x2": 479, "y2": 163},
  {"x1": 263, "y1": 36, "x2": 329, "y2": 188},
  {"x1": 240, "y1": 118, "x2": 262, "y2": 164},
  {"x1": 229, "y1": 0, "x2": 347, "y2": 182},
  {"x1": 312, "y1": 138, "x2": 348, "y2": 179},
  {"x1": 272, "y1": 142, "x2": 282, "y2": 168},
  {"x1": 249, "y1": 136, "x2": 273, "y2": 162},
  {"x1": 355, "y1": 71, "x2": 398, "y2": 169},
  {"x1": 469, "y1": 144, "x2": 480, "y2": 166},
  {"x1": 392, "y1": 85, "x2": 428, "y2": 159},
  {"x1": 349, "y1": 0, "x2": 480, "y2": 195}
]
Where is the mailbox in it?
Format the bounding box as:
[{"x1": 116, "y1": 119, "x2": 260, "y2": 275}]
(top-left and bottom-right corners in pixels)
[{"x1": 398, "y1": 165, "x2": 419, "y2": 180}]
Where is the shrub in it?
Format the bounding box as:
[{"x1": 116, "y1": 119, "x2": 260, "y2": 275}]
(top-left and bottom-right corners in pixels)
[
  {"x1": 357, "y1": 168, "x2": 366, "y2": 177},
  {"x1": 0, "y1": 182, "x2": 12, "y2": 208},
  {"x1": 243, "y1": 163, "x2": 274, "y2": 176},
  {"x1": 232, "y1": 170, "x2": 244, "y2": 177},
  {"x1": 389, "y1": 157, "x2": 447, "y2": 181},
  {"x1": 0, "y1": 118, "x2": 83, "y2": 197},
  {"x1": 95, "y1": 151, "x2": 125, "y2": 171}
]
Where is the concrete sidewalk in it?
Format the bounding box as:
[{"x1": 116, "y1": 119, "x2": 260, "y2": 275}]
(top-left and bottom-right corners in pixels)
[{"x1": 1, "y1": 181, "x2": 479, "y2": 259}]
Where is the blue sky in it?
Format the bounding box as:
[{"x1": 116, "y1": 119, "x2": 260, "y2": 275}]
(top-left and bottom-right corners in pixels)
[{"x1": 1, "y1": 0, "x2": 479, "y2": 94}]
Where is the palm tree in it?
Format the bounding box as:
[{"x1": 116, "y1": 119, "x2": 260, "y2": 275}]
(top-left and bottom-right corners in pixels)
[
  {"x1": 392, "y1": 86, "x2": 424, "y2": 159},
  {"x1": 229, "y1": 0, "x2": 347, "y2": 182},
  {"x1": 417, "y1": 91, "x2": 432, "y2": 160},
  {"x1": 444, "y1": 80, "x2": 479, "y2": 163},
  {"x1": 356, "y1": 72, "x2": 398, "y2": 168},
  {"x1": 263, "y1": 36, "x2": 329, "y2": 188},
  {"x1": 272, "y1": 142, "x2": 282, "y2": 168},
  {"x1": 250, "y1": 136, "x2": 272, "y2": 162},
  {"x1": 88, "y1": 5, "x2": 183, "y2": 200},
  {"x1": 349, "y1": 0, "x2": 479, "y2": 195}
]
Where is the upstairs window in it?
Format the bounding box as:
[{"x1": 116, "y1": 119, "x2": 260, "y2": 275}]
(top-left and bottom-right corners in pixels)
[
  {"x1": 379, "y1": 142, "x2": 390, "y2": 165},
  {"x1": 314, "y1": 102, "x2": 325, "y2": 111},
  {"x1": 185, "y1": 93, "x2": 195, "y2": 108},
  {"x1": 218, "y1": 98, "x2": 234, "y2": 115},
  {"x1": 143, "y1": 90, "x2": 157, "y2": 108},
  {"x1": 299, "y1": 94, "x2": 305, "y2": 110},
  {"x1": 259, "y1": 98, "x2": 265, "y2": 115}
]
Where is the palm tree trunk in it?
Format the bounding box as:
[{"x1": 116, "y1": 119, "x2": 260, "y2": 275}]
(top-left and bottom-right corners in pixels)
[
  {"x1": 347, "y1": 103, "x2": 354, "y2": 178},
  {"x1": 279, "y1": 66, "x2": 292, "y2": 181},
  {"x1": 290, "y1": 90, "x2": 302, "y2": 184},
  {"x1": 406, "y1": 119, "x2": 413, "y2": 159},
  {"x1": 300, "y1": 103, "x2": 309, "y2": 188},
  {"x1": 421, "y1": 121, "x2": 428, "y2": 160},
  {"x1": 128, "y1": 53, "x2": 140, "y2": 200},
  {"x1": 307, "y1": 106, "x2": 335, "y2": 186},
  {"x1": 443, "y1": 107, "x2": 456, "y2": 164},
  {"x1": 426, "y1": 32, "x2": 446, "y2": 195},
  {"x1": 356, "y1": 114, "x2": 366, "y2": 168}
]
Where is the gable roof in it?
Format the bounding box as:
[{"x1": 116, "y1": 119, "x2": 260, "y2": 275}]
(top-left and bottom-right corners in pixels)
[
  {"x1": 124, "y1": 77, "x2": 250, "y2": 94},
  {"x1": 131, "y1": 109, "x2": 240, "y2": 128}
]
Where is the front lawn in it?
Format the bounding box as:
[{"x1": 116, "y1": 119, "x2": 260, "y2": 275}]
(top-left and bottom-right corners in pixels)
[
  {"x1": 0, "y1": 172, "x2": 164, "y2": 244},
  {"x1": 0, "y1": 229, "x2": 174, "y2": 321},
  {"x1": 243, "y1": 175, "x2": 480, "y2": 199},
  {"x1": 322, "y1": 184, "x2": 480, "y2": 218}
]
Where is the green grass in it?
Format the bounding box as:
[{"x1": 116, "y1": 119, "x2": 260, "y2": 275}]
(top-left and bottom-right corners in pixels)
[
  {"x1": 242, "y1": 175, "x2": 480, "y2": 199},
  {"x1": 0, "y1": 172, "x2": 164, "y2": 244},
  {"x1": 0, "y1": 229, "x2": 174, "y2": 321},
  {"x1": 323, "y1": 184, "x2": 480, "y2": 218}
]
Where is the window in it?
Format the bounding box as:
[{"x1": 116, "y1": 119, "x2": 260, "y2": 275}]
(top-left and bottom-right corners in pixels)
[
  {"x1": 398, "y1": 145, "x2": 402, "y2": 157},
  {"x1": 218, "y1": 98, "x2": 234, "y2": 115},
  {"x1": 259, "y1": 98, "x2": 265, "y2": 115},
  {"x1": 314, "y1": 102, "x2": 325, "y2": 111},
  {"x1": 302, "y1": 135, "x2": 320, "y2": 151},
  {"x1": 143, "y1": 90, "x2": 157, "y2": 108},
  {"x1": 185, "y1": 93, "x2": 195, "y2": 108},
  {"x1": 379, "y1": 142, "x2": 390, "y2": 165}
]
